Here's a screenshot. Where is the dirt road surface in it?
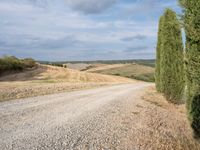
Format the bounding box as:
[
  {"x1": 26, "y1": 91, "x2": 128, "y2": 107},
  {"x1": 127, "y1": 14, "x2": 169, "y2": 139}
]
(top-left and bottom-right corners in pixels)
[{"x1": 0, "y1": 83, "x2": 199, "y2": 150}]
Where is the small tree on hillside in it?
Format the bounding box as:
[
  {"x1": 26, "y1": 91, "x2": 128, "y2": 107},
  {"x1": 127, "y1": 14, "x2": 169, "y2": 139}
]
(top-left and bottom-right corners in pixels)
[
  {"x1": 179, "y1": 0, "x2": 200, "y2": 138},
  {"x1": 160, "y1": 8, "x2": 184, "y2": 103},
  {"x1": 155, "y1": 16, "x2": 164, "y2": 92}
]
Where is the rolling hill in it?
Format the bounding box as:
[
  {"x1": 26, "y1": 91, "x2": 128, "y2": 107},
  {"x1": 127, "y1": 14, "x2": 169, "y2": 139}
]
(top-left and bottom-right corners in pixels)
[
  {"x1": 0, "y1": 64, "x2": 135, "y2": 101},
  {"x1": 86, "y1": 63, "x2": 155, "y2": 82}
]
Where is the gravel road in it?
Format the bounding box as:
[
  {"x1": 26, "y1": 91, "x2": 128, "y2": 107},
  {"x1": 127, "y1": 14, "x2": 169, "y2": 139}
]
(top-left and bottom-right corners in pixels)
[{"x1": 0, "y1": 83, "x2": 151, "y2": 150}]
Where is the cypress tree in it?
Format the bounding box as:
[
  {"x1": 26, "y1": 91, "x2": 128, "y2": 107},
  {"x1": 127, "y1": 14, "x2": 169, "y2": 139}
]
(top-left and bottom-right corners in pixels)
[
  {"x1": 155, "y1": 16, "x2": 164, "y2": 92},
  {"x1": 179, "y1": 0, "x2": 200, "y2": 138},
  {"x1": 160, "y1": 9, "x2": 184, "y2": 103}
]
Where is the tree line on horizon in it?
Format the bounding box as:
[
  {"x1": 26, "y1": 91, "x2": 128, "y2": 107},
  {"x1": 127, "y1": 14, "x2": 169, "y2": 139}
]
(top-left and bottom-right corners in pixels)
[{"x1": 155, "y1": 0, "x2": 200, "y2": 138}]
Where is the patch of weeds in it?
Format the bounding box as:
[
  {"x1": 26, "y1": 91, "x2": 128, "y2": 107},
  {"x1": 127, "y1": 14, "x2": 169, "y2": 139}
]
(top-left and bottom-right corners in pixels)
[
  {"x1": 32, "y1": 80, "x2": 57, "y2": 84},
  {"x1": 114, "y1": 73, "x2": 121, "y2": 76},
  {"x1": 132, "y1": 111, "x2": 140, "y2": 115},
  {"x1": 136, "y1": 104, "x2": 144, "y2": 108},
  {"x1": 145, "y1": 99, "x2": 163, "y2": 107}
]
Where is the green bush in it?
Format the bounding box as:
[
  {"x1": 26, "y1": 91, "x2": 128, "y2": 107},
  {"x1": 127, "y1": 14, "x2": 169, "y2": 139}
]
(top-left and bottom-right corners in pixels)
[
  {"x1": 22, "y1": 58, "x2": 36, "y2": 68},
  {"x1": 0, "y1": 56, "x2": 23, "y2": 71},
  {"x1": 0, "y1": 56, "x2": 36, "y2": 75}
]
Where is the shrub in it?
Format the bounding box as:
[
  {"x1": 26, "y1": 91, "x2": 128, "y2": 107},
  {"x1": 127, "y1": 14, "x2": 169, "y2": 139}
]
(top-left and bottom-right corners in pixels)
[
  {"x1": 49, "y1": 63, "x2": 63, "y2": 67},
  {"x1": 0, "y1": 56, "x2": 23, "y2": 72},
  {"x1": 22, "y1": 58, "x2": 36, "y2": 68},
  {"x1": 0, "y1": 56, "x2": 36, "y2": 75},
  {"x1": 130, "y1": 73, "x2": 155, "y2": 82}
]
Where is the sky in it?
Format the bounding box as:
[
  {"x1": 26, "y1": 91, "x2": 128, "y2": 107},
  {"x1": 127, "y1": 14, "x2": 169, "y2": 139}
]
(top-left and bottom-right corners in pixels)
[{"x1": 0, "y1": 0, "x2": 181, "y2": 61}]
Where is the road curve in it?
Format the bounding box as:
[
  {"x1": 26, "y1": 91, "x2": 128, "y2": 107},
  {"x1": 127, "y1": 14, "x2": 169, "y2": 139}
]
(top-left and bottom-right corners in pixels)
[{"x1": 0, "y1": 83, "x2": 151, "y2": 150}]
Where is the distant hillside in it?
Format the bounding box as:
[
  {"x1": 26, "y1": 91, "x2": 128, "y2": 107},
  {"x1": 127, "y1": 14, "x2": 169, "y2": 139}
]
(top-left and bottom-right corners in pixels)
[
  {"x1": 39, "y1": 59, "x2": 155, "y2": 67},
  {"x1": 87, "y1": 63, "x2": 155, "y2": 82},
  {"x1": 0, "y1": 64, "x2": 134, "y2": 83},
  {"x1": 0, "y1": 64, "x2": 135, "y2": 101}
]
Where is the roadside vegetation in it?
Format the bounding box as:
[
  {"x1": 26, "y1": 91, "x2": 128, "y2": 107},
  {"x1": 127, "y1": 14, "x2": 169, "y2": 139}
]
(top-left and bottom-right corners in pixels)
[
  {"x1": 0, "y1": 56, "x2": 36, "y2": 76},
  {"x1": 155, "y1": 0, "x2": 200, "y2": 138}
]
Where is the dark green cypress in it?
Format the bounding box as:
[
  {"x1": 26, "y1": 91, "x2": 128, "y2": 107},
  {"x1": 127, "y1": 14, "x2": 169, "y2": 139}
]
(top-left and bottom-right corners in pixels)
[
  {"x1": 160, "y1": 9, "x2": 184, "y2": 103},
  {"x1": 179, "y1": 0, "x2": 200, "y2": 138},
  {"x1": 155, "y1": 16, "x2": 164, "y2": 92}
]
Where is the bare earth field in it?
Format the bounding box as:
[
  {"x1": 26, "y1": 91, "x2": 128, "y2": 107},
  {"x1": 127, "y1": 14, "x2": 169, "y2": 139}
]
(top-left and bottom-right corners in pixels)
[
  {"x1": 0, "y1": 65, "x2": 134, "y2": 101},
  {"x1": 0, "y1": 83, "x2": 199, "y2": 150}
]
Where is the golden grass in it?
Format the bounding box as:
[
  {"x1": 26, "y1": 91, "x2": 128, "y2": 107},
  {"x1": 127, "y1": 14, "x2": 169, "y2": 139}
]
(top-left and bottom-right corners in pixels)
[
  {"x1": 0, "y1": 64, "x2": 134, "y2": 83},
  {"x1": 0, "y1": 65, "x2": 135, "y2": 101}
]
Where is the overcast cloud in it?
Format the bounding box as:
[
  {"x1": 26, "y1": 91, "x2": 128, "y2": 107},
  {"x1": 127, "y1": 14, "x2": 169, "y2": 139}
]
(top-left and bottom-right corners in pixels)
[
  {"x1": 0, "y1": 0, "x2": 180, "y2": 61},
  {"x1": 66, "y1": 0, "x2": 117, "y2": 14}
]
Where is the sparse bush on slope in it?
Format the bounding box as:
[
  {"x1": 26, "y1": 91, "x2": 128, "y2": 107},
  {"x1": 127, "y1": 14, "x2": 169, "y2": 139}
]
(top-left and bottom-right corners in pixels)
[
  {"x1": 159, "y1": 9, "x2": 185, "y2": 103},
  {"x1": 0, "y1": 56, "x2": 36, "y2": 75},
  {"x1": 155, "y1": 16, "x2": 164, "y2": 92},
  {"x1": 179, "y1": 0, "x2": 200, "y2": 138},
  {"x1": 0, "y1": 56, "x2": 23, "y2": 72},
  {"x1": 22, "y1": 58, "x2": 36, "y2": 68}
]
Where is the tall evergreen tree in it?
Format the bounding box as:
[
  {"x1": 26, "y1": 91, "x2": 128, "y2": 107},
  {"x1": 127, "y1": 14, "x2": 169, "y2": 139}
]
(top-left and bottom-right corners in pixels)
[
  {"x1": 155, "y1": 16, "x2": 164, "y2": 92},
  {"x1": 179, "y1": 0, "x2": 200, "y2": 137},
  {"x1": 160, "y1": 9, "x2": 184, "y2": 103}
]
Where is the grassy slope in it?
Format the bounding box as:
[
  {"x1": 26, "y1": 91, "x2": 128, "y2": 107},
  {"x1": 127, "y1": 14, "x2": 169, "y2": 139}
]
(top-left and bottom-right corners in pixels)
[
  {"x1": 0, "y1": 64, "x2": 135, "y2": 101},
  {"x1": 88, "y1": 63, "x2": 155, "y2": 82},
  {"x1": 0, "y1": 64, "x2": 134, "y2": 83}
]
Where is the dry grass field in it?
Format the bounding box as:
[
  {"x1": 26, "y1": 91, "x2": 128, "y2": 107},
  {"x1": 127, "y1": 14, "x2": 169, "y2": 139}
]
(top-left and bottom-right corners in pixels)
[{"x1": 0, "y1": 64, "x2": 135, "y2": 101}]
